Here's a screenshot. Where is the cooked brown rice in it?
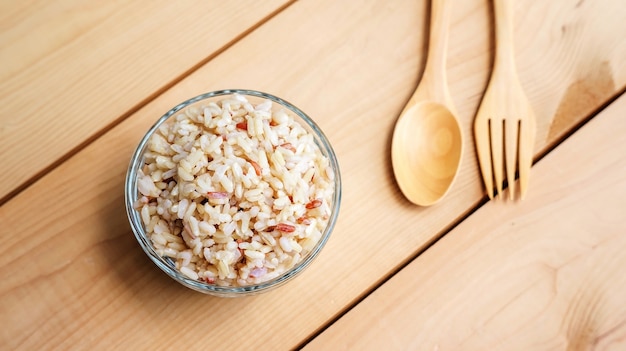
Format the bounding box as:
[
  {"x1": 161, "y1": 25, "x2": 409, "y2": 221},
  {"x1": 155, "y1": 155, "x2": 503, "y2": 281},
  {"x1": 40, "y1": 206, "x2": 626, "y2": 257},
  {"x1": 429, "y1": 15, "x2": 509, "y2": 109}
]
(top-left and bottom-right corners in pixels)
[{"x1": 134, "y1": 94, "x2": 334, "y2": 286}]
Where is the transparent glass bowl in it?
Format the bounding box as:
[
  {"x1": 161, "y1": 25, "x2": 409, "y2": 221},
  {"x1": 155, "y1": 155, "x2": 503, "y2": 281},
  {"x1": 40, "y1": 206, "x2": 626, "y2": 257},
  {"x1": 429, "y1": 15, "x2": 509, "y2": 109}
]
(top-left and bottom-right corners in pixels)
[{"x1": 124, "y1": 89, "x2": 341, "y2": 297}]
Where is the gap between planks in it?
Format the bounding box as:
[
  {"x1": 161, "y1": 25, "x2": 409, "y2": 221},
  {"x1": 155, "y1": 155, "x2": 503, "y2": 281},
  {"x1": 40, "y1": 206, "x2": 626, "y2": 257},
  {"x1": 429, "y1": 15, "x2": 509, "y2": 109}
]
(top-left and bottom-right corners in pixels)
[
  {"x1": 0, "y1": 0, "x2": 298, "y2": 208},
  {"x1": 295, "y1": 85, "x2": 626, "y2": 350}
]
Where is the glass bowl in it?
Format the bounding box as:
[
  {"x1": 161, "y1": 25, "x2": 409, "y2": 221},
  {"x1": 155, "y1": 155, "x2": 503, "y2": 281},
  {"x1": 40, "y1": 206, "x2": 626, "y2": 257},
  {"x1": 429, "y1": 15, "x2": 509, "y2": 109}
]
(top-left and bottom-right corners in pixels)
[{"x1": 125, "y1": 89, "x2": 341, "y2": 297}]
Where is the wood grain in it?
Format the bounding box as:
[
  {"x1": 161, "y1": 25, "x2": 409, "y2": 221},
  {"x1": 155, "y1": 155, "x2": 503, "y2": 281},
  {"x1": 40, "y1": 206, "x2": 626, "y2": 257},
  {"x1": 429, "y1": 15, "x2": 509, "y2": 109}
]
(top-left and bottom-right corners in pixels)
[
  {"x1": 0, "y1": 0, "x2": 625, "y2": 349},
  {"x1": 0, "y1": 0, "x2": 291, "y2": 203},
  {"x1": 305, "y1": 93, "x2": 626, "y2": 351}
]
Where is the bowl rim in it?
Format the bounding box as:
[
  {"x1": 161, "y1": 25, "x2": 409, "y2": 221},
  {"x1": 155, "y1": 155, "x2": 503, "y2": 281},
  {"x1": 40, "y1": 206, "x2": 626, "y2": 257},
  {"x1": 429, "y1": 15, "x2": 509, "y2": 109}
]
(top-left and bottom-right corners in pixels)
[{"x1": 124, "y1": 89, "x2": 341, "y2": 296}]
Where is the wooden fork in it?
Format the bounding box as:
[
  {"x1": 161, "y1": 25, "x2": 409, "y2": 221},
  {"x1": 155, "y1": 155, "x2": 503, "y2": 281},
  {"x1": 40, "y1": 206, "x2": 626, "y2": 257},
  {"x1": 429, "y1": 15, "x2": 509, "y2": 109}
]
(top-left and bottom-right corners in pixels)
[{"x1": 474, "y1": 0, "x2": 536, "y2": 200}]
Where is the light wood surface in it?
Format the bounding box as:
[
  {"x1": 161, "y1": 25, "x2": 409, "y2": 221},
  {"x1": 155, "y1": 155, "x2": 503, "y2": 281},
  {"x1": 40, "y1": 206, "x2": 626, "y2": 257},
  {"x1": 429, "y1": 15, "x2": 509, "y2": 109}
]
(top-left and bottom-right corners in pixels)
[
  {"x1": 0, "y1": 0, "x2": 291, "y2": 203},
  {"x1": 306, "y1": 93, "x2": 626, "y2": 351},
  {"x1": 0, "y1": 0, "x2": 625, "y2": 350}
]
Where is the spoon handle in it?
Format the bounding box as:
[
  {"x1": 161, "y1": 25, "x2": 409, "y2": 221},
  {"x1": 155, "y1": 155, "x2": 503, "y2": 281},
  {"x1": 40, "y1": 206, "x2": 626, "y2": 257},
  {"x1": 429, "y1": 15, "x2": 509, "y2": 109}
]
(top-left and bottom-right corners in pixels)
[{"x1": 411, "y1": 0, "x2": 454, "y2": 110}]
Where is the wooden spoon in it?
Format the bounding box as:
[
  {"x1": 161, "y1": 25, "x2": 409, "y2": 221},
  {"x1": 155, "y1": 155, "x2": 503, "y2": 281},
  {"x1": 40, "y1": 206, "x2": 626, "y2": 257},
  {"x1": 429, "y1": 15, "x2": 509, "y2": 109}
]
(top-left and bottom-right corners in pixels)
[{"x1": 391, "y1": 0, "x2": 463, "y2": 206}]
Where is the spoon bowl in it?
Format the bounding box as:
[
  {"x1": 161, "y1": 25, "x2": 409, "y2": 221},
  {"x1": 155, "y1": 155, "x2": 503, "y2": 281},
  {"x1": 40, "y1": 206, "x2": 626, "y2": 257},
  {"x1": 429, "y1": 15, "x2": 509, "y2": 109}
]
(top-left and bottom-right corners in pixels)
[
  {"x1": 392, "y1": 102, "x2": 462, "y2": 206},
  {"x1": 391, "y1": 0, "x2": 463, "y2": 206}
]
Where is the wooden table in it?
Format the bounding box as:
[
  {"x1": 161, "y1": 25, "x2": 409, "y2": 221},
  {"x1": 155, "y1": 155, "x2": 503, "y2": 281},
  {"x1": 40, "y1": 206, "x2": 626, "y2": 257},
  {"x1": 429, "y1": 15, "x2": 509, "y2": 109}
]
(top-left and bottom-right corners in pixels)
[{"x1": 1, "y1": 0, "x2": 625, "y2": 349}]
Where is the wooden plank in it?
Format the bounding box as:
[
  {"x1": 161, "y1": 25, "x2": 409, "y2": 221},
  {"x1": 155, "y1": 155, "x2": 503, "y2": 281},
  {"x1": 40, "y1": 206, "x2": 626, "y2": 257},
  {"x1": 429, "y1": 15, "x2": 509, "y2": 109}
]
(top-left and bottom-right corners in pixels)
[
  {"x1": 0, "y1": 0, "x2": 625, "y2": 349},
  {"x1": 305, "y1": 93, "x2": 626, "y2": 351},
  {"x1": 0, "y1": 0, "x2": 292, "y2": 203}
]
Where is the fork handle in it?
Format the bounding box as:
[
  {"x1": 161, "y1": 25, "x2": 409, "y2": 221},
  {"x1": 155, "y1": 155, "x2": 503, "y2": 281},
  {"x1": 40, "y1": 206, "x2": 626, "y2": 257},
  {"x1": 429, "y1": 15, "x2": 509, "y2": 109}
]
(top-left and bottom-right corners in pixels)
[{"x1": 493, "y1": 0, "x2": 517, "y2": 73}]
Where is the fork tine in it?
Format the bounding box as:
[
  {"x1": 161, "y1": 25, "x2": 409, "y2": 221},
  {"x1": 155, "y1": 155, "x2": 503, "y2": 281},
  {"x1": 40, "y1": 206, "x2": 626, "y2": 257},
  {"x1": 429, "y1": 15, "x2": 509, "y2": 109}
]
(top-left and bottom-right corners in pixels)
[
  {"x1": 518, "y1": 120, "x2": 534, "y2": 199},
  {"x1": 490, "y1": 119, "x2": 504, "y2": 198},
  {"x1": 504, "y1": 119, "x2": 519, "y2": 200},
  {"x1": 474, "y1": 120, "x2": 494, "y2": 199}
]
